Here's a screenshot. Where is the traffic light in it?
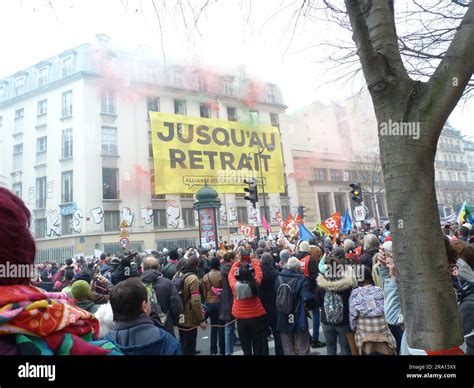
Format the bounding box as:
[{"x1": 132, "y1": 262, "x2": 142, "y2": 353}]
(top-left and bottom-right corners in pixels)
[
  {"x1": 350, "y1": 183, "x2": 363, "y2": 204},
  {"x1": 244, "y1": 179, "x2": 258, "y2": 204},
  {"x1": 298, "y1": 205, "x2": 308, "y2": 220}
]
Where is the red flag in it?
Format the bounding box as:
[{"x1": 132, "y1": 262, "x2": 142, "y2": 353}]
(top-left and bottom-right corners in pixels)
[
  {"x1": 238, "y1": 223, "x2": 254, "y2": 238},
  {"x1": 294, "y1": 213, "x2": 304, "y2": 225},
  {"x1": 321, "y1": 212, "x2": 341, "y2": 235}
]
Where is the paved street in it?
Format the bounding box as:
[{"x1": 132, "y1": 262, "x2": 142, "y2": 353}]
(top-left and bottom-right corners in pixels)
[{"x1": 181, "y1": 326, "x2": 330, "y2": 355}]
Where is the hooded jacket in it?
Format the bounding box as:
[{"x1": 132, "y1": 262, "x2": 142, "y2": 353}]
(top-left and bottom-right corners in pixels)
[
  {"x1": 316, "y1": 267, "x2": 356, "y2": 326},
  {"x1": 219, "y1": 262, "x2": 234, "y2": 321},
  {"x1": 457, "y1": 259, "x2": 474, "y2": 355},
  {"x1": 74, "y1": 299, "x2": 100, "y2": 314},
  {"x1": 259, "y1": 261, "x2": 279, "y2": 322},
  {"x1": 228, "y1": 260, "x2": 266, "y2": 319},
  {"x1": 140, "y1": 269, "x2": 183, "y2": 335},
  {"x1": 276, "y1": 269, "x2": 314, "y2": 333},
  {"x1": 107, "y1": 315, "x2": 181, "y2": 355}
]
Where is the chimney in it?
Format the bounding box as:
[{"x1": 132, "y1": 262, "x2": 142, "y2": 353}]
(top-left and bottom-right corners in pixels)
[{"x1": 95, "y1": 34, "x2": 111, "y2": 48}]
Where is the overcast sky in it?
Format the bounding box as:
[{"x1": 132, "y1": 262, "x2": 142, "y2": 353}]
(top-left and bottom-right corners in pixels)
[{"x1": 0, "y1": 0, "x2": 472, "y2": 136}]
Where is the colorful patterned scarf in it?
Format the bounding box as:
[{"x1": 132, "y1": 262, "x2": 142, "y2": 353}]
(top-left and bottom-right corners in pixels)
[{"x1": 0, "y1": 285, "x2": 122, "y2": 355}]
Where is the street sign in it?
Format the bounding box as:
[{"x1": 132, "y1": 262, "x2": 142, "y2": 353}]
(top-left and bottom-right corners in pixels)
[
  {"x1": 354, "y1": 206, "x2": 366, "y2": 222},
  {"x1": 120, "y1": 228, "x2": 129, "y2": 238},
  {"x1": 119, "y1": 237, "x2": 129, "y2": 249},
  {"x1": 119, "y1": 220, "x2": 129, "y2": 229}
]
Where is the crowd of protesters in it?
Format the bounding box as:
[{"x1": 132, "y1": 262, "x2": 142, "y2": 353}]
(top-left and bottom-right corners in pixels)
[{"x1": 0, "y1": 187, "x2": 472, "y2": 356}]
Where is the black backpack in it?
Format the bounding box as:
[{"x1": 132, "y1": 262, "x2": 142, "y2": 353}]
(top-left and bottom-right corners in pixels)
[
  {"x1": 172, "y1": 272, "x2": 193, "y2": 304},
  {"x1": 162, "y1": 262, "x2": 177, "y2": 280}
]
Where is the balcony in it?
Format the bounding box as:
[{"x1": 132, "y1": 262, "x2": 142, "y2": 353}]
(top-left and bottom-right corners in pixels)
[
  {"x1": 438, "y1": 143, "x2": 461, "y2": 152},
  {"x1": 443, "y1": 161, "x2": 468, "y2": 170},
  {"x1": 436, "y1": 180, "x2": 474, "y2": 190}
]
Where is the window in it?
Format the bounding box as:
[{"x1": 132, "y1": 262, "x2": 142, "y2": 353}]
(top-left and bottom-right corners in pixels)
[
  {"x1": 227, "y1": 107, "x2": 237, "y2": 121},
  {"x1": 35, "y1": 218, "x2": 46, "y2": 238},
  {"x1": 153, "y1": 209, "x2": 167, "y2": 229},
  {"x1": 101, "y1": 91, "x2": 116, "y2": 114},
  {"x1": 330, "y1": 169, "x2": 343, "y2": 182},
  {"x1": 0, "y1": 85, "x2": 5, "y2": 99},
  {"x1": 36, "y1": 177, "x2": 47, "y2": 209},
  {"x1": 200, "y1": 103, "x2": 211, "y2": 119},
  {"x1": 182, "y1": 208, "x2": 195, "y2": 227},
  {"x1": 267, "y1": 86, "x2": 277, "y2": 104},
  {"x1": 249, "y1": 110, "x2": 259, "y2": 124},
  {"x1": 37, "y1": 137, "x2": 47, "y2": 153},
  {"x1": 334, "y1": 193, "x2": 346, "y2": 215},
  {"x1": 198, "y1": 75, "x2": 208, "y2": 92},
  {"x1": 62, "y1": 171, "x2": 73, "y2": 203},
  {"x1": 12, "y1": 183, "x2": 22, "y2": 198},
  {"x1": 62, "y1": 214, "x2": 73, "y2": 235},
  {"x1": 13, "y1": 143, "x2": 23, "y2": 154},
  {"x1": 14, "y1": 77, "x2": 26, "y2": 96},
  {"x1": 281, "y1": 205, "x2": 291, "y2": 220},
  {"x1": 62, "y1": 90, "x2": 73, "y2": 117},
  {"x1": 174, "y1": 71, "x2": 184, "y2": 88},
  {"x1": 37, "y1": 99, "x2": 47, "y2": 116},
  {"x1": 313, "y1": 168, "x2": 327, "y2": 181},
  {"x1": 102, "y1": 168, "x2": 119, "y2": 199},
  {"x1": 38, "y1": 67, "x2": 48, "y2": 87},
  {"x1": 348, "y1": 170, "x2": 359, "y2": 182},
  {"x1": 224, "y1": 79, "x2": 235, "y2": 96},
  {"x1": 62, "y1": 129, "x2": 73, "y2": 158},
  {"x1": 104, "y1": 211, "x2": 120, "y2": 232},
  {"x1": 147, "y1": 96, "x2": 160, "y2": 113},
  {"x1": 15, "y1": 108, "x2": 24, "y2": 120},
  {"x1": 270, "y1": 113, "x2": 280, "y2": 127},
  {"x1": 101, "y1": 126, "x2": 118, "y2": 155},
  {"x1": 237, "y1": 207, "x2": 248, "y2": 223},
  {"x1": 318, "y1": 193, "x2": 331, "y2": 221},
  {"x1": 62, "y1": 56, "x2": 74, "y2": 77},
  {"x1": 174, "y1": 99, "x2": 186, "y2": 115}
]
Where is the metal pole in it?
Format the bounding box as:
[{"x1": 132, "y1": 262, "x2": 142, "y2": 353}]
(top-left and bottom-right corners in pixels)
[{"x1": 258, "y1": 152, "x2": 269, "y2": 236}]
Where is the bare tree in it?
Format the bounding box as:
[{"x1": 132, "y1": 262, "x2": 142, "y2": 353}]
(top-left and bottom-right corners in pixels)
[
  {"x1": 351, "y1": 149, "x2": 385, "y2": 226},
  {"x1": 341, "y1": 0, "x2": 473, "y2": 350}
]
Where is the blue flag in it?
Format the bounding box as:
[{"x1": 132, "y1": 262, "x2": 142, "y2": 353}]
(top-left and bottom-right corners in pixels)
[
  {"x1": 299, "y1": 222, "x2": 314, "y2": 241},
  {"x1": 341, "y1": 209, "x2": 353, "y2": 234}
]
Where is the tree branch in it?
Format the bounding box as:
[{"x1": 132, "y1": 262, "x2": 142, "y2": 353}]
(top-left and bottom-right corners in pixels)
[{"x1": 423, "y1": 1, "x2": 474, "y2": 138}]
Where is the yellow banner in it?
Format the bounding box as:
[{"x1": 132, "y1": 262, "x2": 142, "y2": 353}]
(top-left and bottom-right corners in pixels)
[{"x1": 150, "y1": 112, "x2": 285, "y2": 194}]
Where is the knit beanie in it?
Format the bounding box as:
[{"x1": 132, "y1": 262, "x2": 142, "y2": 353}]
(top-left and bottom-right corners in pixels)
[{"x1": 71, "y1": 280, "x2": 91, "y2": 300}]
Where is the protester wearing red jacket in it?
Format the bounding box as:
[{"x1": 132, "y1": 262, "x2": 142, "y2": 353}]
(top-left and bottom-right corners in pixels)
[{"x1": 228, "y1": 250, "x2": 266, "y2": 355}]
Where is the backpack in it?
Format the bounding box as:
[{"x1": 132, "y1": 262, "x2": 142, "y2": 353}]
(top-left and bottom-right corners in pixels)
[
  {"x1": 162, "y1": 262, "x2": 177, "y2": 280},
  {"x1": 276, "y1": 277, "x2": 300, "y2": 315},
  {"x1": 324, "y1": 290, "x2": 344, "y2": 324},
  {"x1": 144, "y1": 282, "x2": 168, "y2": 328},
  {"x1": 172, "y1": 272, "x2": 193, "y2": 304}
]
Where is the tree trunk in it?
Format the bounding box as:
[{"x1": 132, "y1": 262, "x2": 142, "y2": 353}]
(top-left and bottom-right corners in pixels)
[
  {"x1": 344, "y1": 0, "x2": 473, "y2": 351},
  {"x1": 377, "y1": 104, "x2": 463, "y2": 350}
]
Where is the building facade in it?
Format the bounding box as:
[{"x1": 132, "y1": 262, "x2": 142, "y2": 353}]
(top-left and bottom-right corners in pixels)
[
  {"x1": 435, "y1": 124, "x2": 474, "y2": 217},
  {"x1": 283, "y1": 91, "x2": 388, "y2": 226},
  {"x1": 285, "y1": 90, "x2": 471, "y2": 225},
  {"x1": 0, "y1": 35, "x2": 297, "y2": 262}
]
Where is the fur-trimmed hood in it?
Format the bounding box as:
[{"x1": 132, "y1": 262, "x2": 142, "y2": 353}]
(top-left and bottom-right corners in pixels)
[{"x1": 317, "y1": 270, "x2": 356, "y2": 292}]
